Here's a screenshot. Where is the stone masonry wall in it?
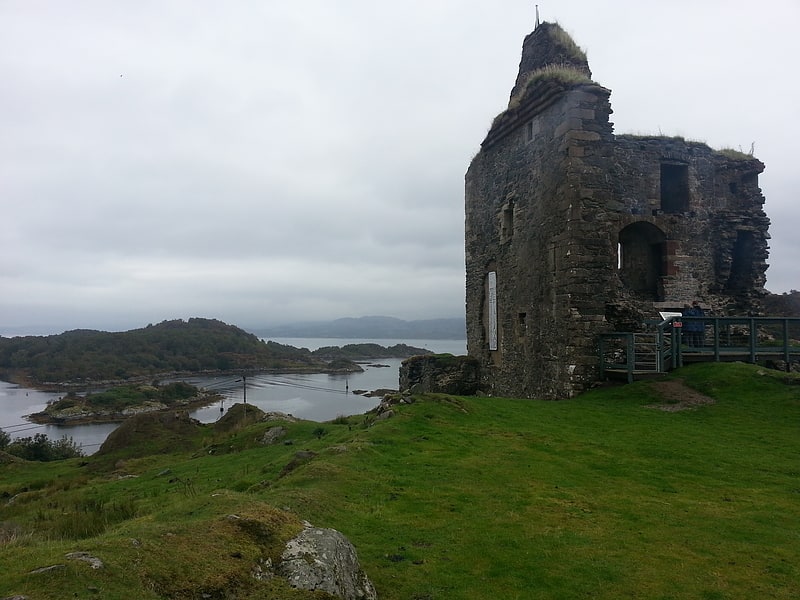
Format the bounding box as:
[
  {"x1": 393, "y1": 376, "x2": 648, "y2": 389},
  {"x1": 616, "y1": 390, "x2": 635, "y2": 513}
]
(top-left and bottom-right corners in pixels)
[
  {"x1": 465, "y1": 23, "x2": 770, "y2": 400},
  {"x1": 466, "y1": 80, "x2": 616, "y2": 399}
]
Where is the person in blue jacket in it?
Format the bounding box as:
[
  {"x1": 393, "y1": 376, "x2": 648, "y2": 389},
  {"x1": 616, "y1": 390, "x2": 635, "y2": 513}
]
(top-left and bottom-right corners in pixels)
[{"x1": 682, "y1": 301, "x2": 705, "y2": 347}]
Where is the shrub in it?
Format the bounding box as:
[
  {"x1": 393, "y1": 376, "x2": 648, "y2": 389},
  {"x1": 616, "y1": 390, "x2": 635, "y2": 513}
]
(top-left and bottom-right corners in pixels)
[
  {"x1": 159, "y1": 381, "x2": 198, "y2": 401},
  {"x1": 6, "y1": 433, "x2": 84, "y2": 461}
]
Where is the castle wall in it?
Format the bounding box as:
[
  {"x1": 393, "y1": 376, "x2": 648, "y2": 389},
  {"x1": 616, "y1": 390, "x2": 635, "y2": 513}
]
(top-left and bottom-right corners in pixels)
[
  {"x1": 466, "y1": 82, "x2": 616, "y2": 399},
  {"x1": 607, "y1": 137, "x2": 769, "y2": 313},
  {"x1": 465, "y1": 35, "x2": 770, "y2": 399}
]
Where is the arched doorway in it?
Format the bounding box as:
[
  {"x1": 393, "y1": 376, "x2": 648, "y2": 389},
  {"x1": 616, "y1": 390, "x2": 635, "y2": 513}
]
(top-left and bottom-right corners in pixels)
[{"x1": 618, "y1": 222, "x2": 666, "y2": 300}]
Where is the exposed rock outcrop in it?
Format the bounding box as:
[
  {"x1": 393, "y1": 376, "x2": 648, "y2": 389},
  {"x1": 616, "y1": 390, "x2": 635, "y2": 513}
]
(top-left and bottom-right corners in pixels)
[
  {"x1": 278, "y1": 524, "x2": 377, "y2": 600},
  {"x1": 260, "y1": 426, "x2": 287, "y2": 445},
  {"x1": 65, "y1": 551, "x2": 103, "y2": 569}
]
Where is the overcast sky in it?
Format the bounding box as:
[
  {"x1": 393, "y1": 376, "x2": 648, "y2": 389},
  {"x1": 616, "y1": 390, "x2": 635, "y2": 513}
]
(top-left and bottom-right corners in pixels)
[{"x1": 2, "y1": 1, "x2": 798, "y2": 334}]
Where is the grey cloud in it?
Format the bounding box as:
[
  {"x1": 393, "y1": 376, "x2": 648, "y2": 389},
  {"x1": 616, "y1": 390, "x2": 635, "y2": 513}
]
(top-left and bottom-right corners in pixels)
[{"x1": 2, "y1": 0, "x2": 798, "y2": 333}]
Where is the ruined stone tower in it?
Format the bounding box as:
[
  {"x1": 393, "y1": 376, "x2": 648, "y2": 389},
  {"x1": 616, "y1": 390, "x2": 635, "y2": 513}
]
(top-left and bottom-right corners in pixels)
[{"x1": 465, "y1": 22, "x2": 770, "y2": 399}]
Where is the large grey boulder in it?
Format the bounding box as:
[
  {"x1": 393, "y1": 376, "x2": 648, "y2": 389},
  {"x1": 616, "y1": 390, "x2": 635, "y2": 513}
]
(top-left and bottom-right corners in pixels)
[
  {"x1": 278, "y1": 525, "x2": 377, "y2": 599},
  {"x1": 260, "y1": 426, "x2": 287, "y2": 445}
]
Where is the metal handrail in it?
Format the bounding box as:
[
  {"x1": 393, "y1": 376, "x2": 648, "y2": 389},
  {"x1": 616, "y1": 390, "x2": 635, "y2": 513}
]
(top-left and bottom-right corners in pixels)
[
  {"x1": 599, "y1": 332, "x2": 635, "y2": 383},
  {"x1": 675, "y1": 316, "x2": 800, "y2": 367},
  {"x1": 599, "y1": 316, "x2": 800, "y2": 382}
]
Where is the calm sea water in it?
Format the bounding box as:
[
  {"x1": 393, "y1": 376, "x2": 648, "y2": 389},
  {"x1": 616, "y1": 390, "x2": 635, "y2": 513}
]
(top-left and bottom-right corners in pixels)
[{"x1": 0, "y1": 337, "x2": 466, "y2": 454}]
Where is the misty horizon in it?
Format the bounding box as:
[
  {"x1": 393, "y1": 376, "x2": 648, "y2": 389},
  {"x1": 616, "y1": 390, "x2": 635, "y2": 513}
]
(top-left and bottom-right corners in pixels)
[
  {"x1": 3, "y1": 2, "x2": 797, "y2": 331},
  {"x1": 0, "y1": 314, "x2": 467, "y2": 338}
]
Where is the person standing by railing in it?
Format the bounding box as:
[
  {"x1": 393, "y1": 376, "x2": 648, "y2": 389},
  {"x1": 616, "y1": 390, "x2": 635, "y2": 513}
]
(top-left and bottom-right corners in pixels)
[
  {"x1": 682, "y1": 302, "x2": 705, "y2": 348},
  {"x1": 691, "y1": 301, "x2": 706, "y2": 347}
]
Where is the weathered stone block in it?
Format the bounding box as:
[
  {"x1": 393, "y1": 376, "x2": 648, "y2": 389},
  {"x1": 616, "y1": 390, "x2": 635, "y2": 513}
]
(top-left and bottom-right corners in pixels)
[
  {"x1": 399, "y1": 354, "x2": 482, "y2": 395},
  {"x1": 565, "y1": 130, "x2": 601, "y2": 142}
]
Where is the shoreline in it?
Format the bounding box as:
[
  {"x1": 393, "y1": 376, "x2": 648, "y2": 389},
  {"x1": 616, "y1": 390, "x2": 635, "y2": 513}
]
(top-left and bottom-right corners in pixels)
[
  {"x1": 25, "y1": 392, "x2": 224, "y2": 426},
  {"x1": 3, "y1": 364, "x2": 365, "y2": 394}
]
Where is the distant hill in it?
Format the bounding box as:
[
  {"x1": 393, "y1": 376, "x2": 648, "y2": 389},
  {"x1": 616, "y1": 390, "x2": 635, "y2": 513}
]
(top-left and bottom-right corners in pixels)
[
  {"x1": 254, "y1": 316, "x2": 466, "y2": 340},
  {"x1": 0, "y1": 318, "x2": 433, "y2": 386},
  {"x1": 0, "y1": 318, "x2": 323, "y2": 385}
]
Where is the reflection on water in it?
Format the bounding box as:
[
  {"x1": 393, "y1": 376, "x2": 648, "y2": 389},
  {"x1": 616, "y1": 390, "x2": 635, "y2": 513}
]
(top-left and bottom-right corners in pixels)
[
  {"x1": 183, "y1": 362, "x2": 398, "y2": 424},
  {"x1": 0, "y1": 338, "x2": 466, "y2": 454},
  {"x1": 0, "y1": 380, "x2": 117, "y2": 455}
]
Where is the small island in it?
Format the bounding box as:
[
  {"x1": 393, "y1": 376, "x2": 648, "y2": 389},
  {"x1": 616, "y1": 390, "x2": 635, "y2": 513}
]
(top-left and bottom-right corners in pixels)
[
  {"x1": 28, "y1": 381, "x2": 221, "y2": 425},
  {"x1": 1, "y1": 318, "x2": 435, "y2": 426}
]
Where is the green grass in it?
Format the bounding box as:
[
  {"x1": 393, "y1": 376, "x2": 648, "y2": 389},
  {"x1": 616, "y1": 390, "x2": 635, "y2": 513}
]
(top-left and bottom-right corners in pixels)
[
  {"x1": 506, "y1": 65, "x2": 593, "y2": 113},
  {"x1": 2, "y1": 362, "x2": 799, "y2": 599},
  {"x1": 547, "y1": 22, "x2": 588, "y2": 64},
  {"x1": 716, "y1": 147, "x2": 755, "y2": 161}
]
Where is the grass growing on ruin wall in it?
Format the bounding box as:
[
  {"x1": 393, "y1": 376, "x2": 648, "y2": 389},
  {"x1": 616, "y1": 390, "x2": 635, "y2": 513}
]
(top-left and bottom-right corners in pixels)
[
  {"x1": 548, "y1": 22, "x2": 588, "y2": 63},
  {"x1": 506, "y1": 65, "x2": 593, "y2": 113},
  {"x1": 523, "y1": 64, "x2": 592, "y2": 88},
  {"x1": 1, "y1": 362, "x2": 799, "y2": 599},
  {"x1": 716, "y1": 147, "x2": 756, "y2": 160}
]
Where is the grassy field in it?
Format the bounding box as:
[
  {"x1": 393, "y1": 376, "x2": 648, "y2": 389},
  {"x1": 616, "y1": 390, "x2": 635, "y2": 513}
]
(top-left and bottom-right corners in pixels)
[{"x1": 1, "y1": 362, "x2": 799, "y2": 599}]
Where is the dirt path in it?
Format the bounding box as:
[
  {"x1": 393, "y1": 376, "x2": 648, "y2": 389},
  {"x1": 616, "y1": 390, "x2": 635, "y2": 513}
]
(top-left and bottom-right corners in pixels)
[{"x1": 647, "y1": 379, "x2": 715, "y2": 411}]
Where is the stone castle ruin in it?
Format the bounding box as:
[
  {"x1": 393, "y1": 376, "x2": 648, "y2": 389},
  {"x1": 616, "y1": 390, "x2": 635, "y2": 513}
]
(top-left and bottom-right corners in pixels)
[{"x1": 465, "y1": 22, "x2": 770, "y2": 399}]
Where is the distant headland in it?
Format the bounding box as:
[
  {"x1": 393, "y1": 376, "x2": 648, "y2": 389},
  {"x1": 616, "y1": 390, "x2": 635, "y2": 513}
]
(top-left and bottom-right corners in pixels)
[{"x1": 0, "y1": 318, "x2": 433, "y2": 389}]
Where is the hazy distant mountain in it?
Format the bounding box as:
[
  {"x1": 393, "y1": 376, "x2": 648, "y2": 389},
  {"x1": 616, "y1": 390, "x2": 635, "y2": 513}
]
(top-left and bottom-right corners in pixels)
[{"x1": 254, "y1": 316, "x2": 466, "y2": 340}]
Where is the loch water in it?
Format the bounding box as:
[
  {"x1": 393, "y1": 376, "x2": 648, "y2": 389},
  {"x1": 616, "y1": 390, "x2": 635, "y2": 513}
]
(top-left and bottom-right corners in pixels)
[{"x1": 0, "y1": 338, "x2": 466, "y2": 454}]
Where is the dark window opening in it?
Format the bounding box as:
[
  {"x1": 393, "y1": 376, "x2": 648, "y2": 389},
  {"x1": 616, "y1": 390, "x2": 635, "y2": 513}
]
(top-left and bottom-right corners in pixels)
[
  {"x1": 729, "y1": 181, "x2": 738, "y2": 195},
  {"x1": 525, "y1": 121, "x2": 534, "y2": 142},
  {"x1": 618, "y1": 222, "x2": 667, "y2": 301},
  {"x1": 660, "y1": 163, "x2": 690, "y2": 213},
  {"x1": 725, "y1": 230, "x2": 755, "y2": 293},
  {"x1": 742, "y1": 173, "x2": 758, "y2": 186}
]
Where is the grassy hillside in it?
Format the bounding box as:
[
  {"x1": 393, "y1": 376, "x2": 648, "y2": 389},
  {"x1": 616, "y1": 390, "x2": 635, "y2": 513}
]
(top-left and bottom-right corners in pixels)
[{"x1": 1, "y1": 363, "x2": 799, "y2": 599}]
